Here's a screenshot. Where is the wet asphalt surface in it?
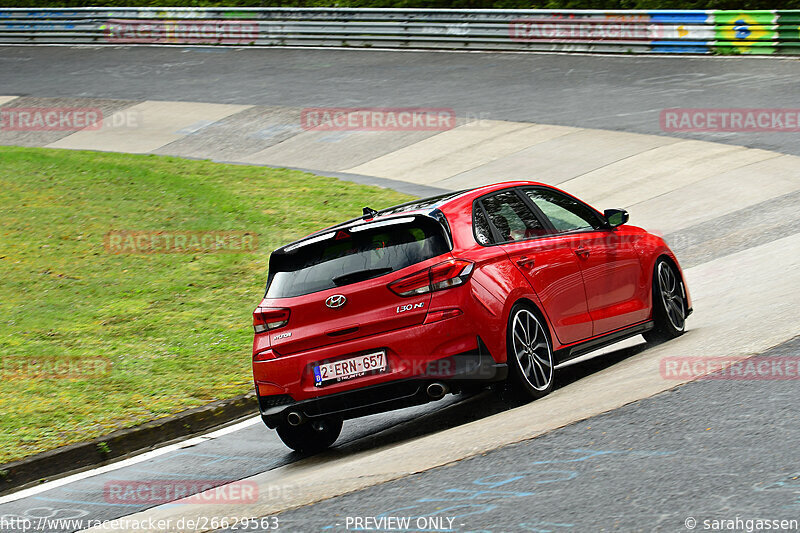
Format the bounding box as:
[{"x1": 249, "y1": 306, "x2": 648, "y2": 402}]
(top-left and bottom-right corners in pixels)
[
  {"x1": 1, "y1": 46, "x2": 799, "y2": 155},
  {"x1": 0, "y1": 46, "x2": 798, "y2": 532},
  {"x1": 241, "y1": 336, "x2": 800, "y2": 533},
  {"x1": 0, "y1": 341, "x2": 657, "y2": 532}
]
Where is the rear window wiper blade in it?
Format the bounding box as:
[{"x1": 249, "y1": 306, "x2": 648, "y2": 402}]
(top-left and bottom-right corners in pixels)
[{"x1": 332, "y1": 268, "x2": 393, "y2": 286}]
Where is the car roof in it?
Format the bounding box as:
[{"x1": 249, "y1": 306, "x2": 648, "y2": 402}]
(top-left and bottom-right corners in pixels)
[
  {"x1": 276, "y1": 181, "x2": 550, "y2": 252},
  {"x1": 443, "y1": 181, "x2": 549, "y2": 202},
  {"x1": 348, "y1": 180, "x2": 551, "y2": 221}
]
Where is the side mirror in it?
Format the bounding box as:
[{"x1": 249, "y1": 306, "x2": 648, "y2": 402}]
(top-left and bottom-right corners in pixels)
[{"x1": 604, "y1": 209, "x2": 629, "y2": 228}]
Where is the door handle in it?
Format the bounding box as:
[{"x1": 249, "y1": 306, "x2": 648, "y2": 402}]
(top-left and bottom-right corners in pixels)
[
  {"x1": 575, "y1": 247, "x2": 590, "y2": 258},
  {"x1": 516, "y1": 256, "x2": 535, "y2": 268}
]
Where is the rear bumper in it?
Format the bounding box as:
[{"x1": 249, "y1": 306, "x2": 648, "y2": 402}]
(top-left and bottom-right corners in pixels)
[{"x1": 257, "y1": 346, "x2": 507, "y2": 428}]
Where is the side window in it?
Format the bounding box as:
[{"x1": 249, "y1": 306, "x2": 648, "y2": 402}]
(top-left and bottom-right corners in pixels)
[
  {"x1": 479, "y1": 191, "x2": 545, "y2": 243},
  {"x1": 524, "y1": 188, "x2": 603, "y2": 233},
  {"x1": 473, "y1": 206, "x2": 493, "y2": 245}
]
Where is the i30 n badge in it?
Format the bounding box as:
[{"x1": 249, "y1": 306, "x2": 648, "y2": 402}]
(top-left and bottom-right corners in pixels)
[{"x1": 251, "y1": 181, "x2": 692, "y2": 453}]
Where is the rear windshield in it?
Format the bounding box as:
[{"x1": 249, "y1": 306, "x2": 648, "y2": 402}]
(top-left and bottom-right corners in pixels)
[{"x1": 265, "y1": 216, "x2": 451, "y2": 298}]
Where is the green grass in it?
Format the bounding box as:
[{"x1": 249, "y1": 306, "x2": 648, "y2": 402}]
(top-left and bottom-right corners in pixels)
[{"x1": 0, "y1": 146, "x2": 414, "y2": 464}]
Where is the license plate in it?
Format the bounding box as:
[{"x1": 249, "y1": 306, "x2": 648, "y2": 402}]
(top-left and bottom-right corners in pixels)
[{"x1": 314, "y1": 351, "x2": 388, "y2": 387}]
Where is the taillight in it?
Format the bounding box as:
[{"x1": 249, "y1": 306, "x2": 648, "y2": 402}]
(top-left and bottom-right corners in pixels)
[
  {"x1": 253, "y1": 307, "x2": 290, "y2": 334},
  {"x1": 387, "y1": 269, "x2": 431, "y2": 297},
  {"x1": 430, "y1": 260, "x2": 474, "y2": 291},
  {"x1": 389, "y1": 259, "x2": 474, "y2": 297}
]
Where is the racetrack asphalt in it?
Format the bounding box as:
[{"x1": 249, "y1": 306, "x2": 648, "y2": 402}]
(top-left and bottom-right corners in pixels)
[
  {"x1": 265, "y1": 335, "x2": 800, "y2": 533},
  {"x1": 1, "y1": 46, "x2": 799, "y2": 156},
  {"x1": 1, "y1": 45, "x2": 798, "y2": 533}
]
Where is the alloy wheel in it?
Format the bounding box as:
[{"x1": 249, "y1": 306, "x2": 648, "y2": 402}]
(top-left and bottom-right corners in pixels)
[
  {"x1": 511, "y1": 309, "x2": 553, "y2": 391},
  {"x1": 657, "y1": 261, "x2": 686, "y2": 332}
]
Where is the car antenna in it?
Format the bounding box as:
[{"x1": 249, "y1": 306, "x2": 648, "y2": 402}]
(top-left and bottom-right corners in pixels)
[{"x1": 362, "y1": 207, "x2": 378, "y2": 219}]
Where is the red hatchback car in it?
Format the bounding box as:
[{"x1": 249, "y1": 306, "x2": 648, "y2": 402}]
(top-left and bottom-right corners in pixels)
[{"x1": 252, "y1": 181, "x2": 691, "y2": 452}]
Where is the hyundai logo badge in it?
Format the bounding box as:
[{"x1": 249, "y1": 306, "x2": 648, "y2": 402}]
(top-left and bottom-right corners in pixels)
[{"x1": 325, "y1": 294, "x2": 347, "y2": 308}]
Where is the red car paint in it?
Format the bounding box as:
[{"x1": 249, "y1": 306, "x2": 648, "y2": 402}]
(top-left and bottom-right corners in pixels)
[{"x1": 252, "y1": 181, "x2": 690, "y2": 415}]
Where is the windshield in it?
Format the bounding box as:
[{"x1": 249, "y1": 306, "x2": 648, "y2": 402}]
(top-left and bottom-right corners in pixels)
[{"x1": 266, "y1": 216, "x2": 450, "y2": 298}]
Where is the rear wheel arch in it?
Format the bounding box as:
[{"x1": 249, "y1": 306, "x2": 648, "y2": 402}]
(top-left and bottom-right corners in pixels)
[
  {"x1": 504, "y1": 299, "x2": 556, "y2": 400},
  {"x1": 511, "y1": 297, "x2": 546, "y2": 326},
  {"x1": 509, "y1": 297, "x2": 558, "y2": 351},
  {"x1": 505, "y1": 297, "x2": 557, "y2": 360},
  {"x1": 499, "y1": 283, "x2": 556, "y2": 339}
]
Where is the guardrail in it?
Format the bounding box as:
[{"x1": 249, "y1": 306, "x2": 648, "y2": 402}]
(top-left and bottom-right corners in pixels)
[{"x1": 0, "y1": 7, "x2": 798, "y2": 55}]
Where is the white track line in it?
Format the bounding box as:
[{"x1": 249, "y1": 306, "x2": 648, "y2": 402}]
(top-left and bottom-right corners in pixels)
[
  {"x1": 0, "y1": 336, "x2": 631, "y2": 506},
  {"x1": 0, "y1": 416, "x2": 260, "y2": 504},
  {"x1": 78, "y1": 232, "x2": 800, "y2": 532},
  {"x1": 0, "y1": 43, "x2": 792, "y2": 61}
]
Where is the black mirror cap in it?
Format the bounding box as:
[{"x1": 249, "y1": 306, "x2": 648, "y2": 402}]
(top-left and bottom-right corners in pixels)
[{"x1": 604, "y1": 209, "x2": 629, "y2": 228}]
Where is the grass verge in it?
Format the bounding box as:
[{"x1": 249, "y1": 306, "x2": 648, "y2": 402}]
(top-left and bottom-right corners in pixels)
[{"x1": 0, "y1": 146, "x2": 413, "y2": 464}]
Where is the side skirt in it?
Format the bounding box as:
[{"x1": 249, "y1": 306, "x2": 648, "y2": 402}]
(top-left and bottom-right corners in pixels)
[{"x1": 554, "y1": 320, "x2": 654, "y2": 365}]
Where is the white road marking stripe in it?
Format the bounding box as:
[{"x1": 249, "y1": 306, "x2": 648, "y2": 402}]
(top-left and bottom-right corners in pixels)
[
  {"x1": 0, "y1": 416, "x2": 260, "y2": 504},
  {"x1": 78, "y1": 231, "x2": 800, "y2": 532}
]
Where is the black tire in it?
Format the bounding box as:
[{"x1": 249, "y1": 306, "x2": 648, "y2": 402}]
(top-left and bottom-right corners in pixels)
[
  {"x1": 643, "y1": 258, "x2": 687, "y2": 343},
  {"x1": 506, "y1": 303, "x2": 555, "y2": 401},
  {"x1": 276, "y1": 416, "x2": 342, "y2": 453}
]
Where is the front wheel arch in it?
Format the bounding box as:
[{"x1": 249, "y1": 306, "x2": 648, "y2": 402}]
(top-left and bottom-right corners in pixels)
[
  {"x1": 645, "y1": 255, "x2": 687, "y2": 343},
  {"x1": 652, "y1": 255, "x2": 688, "y2": 315}
]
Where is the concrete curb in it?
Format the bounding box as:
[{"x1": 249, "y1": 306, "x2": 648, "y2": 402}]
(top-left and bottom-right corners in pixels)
[{"x1": 0, "y1": 391, "x2": 257, "y2": 496}]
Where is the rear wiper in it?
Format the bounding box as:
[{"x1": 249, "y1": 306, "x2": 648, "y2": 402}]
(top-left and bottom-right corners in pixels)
[{"x1": 332, "y1": 268, "x2": 393, "y2": 286}]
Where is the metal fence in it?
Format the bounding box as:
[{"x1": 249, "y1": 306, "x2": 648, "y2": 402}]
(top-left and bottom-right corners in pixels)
[{"x1": 0, "y1": 7, "x2": 798, "y2": 55}]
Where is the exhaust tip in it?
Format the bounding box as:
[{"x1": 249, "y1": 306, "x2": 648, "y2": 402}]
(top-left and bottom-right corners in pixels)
[
  {"x1": 426, "y1": 382, "x2": 449, "y2": 400},
  {"x1": 286, "y1": 411, "x2": 304, "y2": 426}
]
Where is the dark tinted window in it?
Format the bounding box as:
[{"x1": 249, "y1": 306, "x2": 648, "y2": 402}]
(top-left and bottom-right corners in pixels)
[
  {"x1": 479, "y1": 191, "x2": 546, "y2": 243},
  {"x1": 266, "y1": 217, "x2": 450, "y2": 298},
  {"x1": 524, "y1": 188, "x2": 603, "y2": 233}
]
